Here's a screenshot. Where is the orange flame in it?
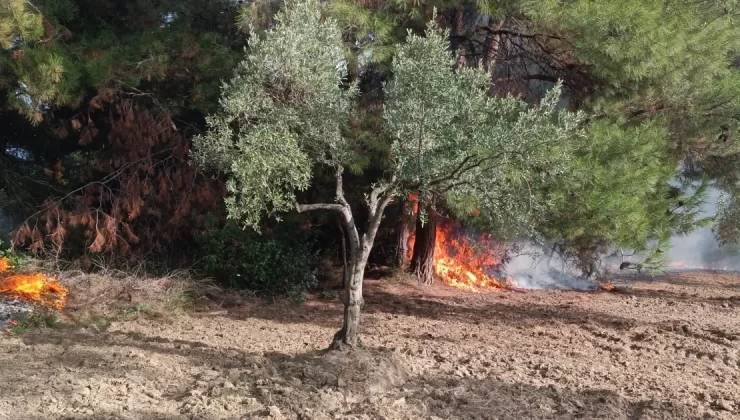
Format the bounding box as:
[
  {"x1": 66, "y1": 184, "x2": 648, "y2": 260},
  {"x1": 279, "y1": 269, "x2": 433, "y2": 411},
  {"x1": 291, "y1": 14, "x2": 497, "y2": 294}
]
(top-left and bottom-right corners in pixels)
[
  {"x1": 0, "y1": 257, "x2": 68, "y2": 310},
  {"x1": 0, "y1": 258, "x2": 11, "y2": 273},
  {"x1": 408, "y1": 220, "x2": 512, "y2": 291},
  {"x1": 669, "y1": 261, "x2": 687, "y2": 268},
  {"x1": 601, "y1": 283, "x2": 616, "y2": 291},
  {"x1": 408, "y1": 193, "x2": 419, "y2": 214},
  {"x1": 404, "y1": 193, "x2": 419, "y2": 265},
  {"x1": 434, "y1": 222, "x2": 509, "y2": 291}
]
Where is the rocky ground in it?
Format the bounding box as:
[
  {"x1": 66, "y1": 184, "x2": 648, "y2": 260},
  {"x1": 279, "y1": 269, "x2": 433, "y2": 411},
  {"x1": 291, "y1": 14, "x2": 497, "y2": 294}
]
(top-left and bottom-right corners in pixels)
[{"x1": 0, "y1": 270, "x2": 739, "y2": 419}]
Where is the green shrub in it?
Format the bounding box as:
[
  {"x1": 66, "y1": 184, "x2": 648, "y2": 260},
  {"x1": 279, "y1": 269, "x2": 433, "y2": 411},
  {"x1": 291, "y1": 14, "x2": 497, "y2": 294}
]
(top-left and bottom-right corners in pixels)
[
  {"x1": 11, "y1": 305, "x2": 61, "y2": 334},
  {"x1": 0, "y1": 240, "x2": 28, "y2": 268},
  {"x1": 116, "y1": 303, "x2": 150, "y2": 320},
  {"x1": 197, "y1": 225, "x2": 317, "y2": 297},
  {"x1": 321, "y1": 290, "x2": 340, "y2": 300}
]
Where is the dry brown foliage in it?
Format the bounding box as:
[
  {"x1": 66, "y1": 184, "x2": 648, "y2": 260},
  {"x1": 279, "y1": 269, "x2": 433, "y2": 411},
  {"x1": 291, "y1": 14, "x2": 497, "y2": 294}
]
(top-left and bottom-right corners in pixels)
[{"x1": 12, "y1": 90, "x2": 225, "y2": 267}]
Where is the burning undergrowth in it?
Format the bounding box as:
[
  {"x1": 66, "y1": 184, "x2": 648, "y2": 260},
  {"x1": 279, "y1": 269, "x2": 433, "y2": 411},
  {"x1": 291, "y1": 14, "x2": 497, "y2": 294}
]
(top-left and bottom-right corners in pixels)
[
  {"x1": 0, "y1": 257, "x2": 67, "y2": 332},
  {"x1": 407, "y1": 218, "x2": 614, "y2": 292},
  {"x1": 0, "y1": 258, "x2": 67, "y2": 309},
  {"x1": 408, "y1": 219, "x2": 513, "y2": 292}
]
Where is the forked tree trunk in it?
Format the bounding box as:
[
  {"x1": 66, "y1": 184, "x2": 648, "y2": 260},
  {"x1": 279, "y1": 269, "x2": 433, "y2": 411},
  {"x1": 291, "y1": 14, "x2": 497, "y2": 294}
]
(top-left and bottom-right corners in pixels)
[
  {"x1": 338, "y1": 220, "x2": 349, "y2": 289},
  {"x1": 297, "y1": 166, "x2": 395, "y2": 351},
  {"x1": 411, "y1": 208, "x2": 436, "y2": 285}
]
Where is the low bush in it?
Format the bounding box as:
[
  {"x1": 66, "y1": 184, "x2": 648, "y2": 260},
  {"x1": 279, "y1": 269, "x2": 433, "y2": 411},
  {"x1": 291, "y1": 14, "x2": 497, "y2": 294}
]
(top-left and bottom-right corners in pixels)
[
  {"x1": 197, "y1": 225, "x2": 317, "y2": 297},
  {"x1": 0, "y1": 240, "x2": 28, "y2": 268},
  {"x1": 11, "y1": 305, "x2": 61, "y2": 334}
]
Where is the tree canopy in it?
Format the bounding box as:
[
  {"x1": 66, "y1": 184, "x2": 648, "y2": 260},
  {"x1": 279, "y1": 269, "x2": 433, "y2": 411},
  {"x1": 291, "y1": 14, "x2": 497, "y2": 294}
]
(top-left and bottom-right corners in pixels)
[
  {"x1": 1, "y1": 0, "x2": 739, "y2": 301},
  {"x1": 194, "y1": 0, "x2": 586, "y2": 346}
]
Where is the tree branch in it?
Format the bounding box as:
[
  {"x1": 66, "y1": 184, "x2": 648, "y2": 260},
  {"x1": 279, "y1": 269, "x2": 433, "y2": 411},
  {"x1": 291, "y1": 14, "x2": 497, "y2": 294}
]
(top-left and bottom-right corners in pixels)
[
  {"x1": 333, "y1": 165, "x2": 350, "y2": 209},
  {"x1": 427, "y1": 154, "x2": 479, "y2": 187},
  {"x1": 296, "y1": 164, "x2": 361, "y2": 257},
  {"x1": 363, "y1": 190, "x2": 395, "y2": 250},
  {"x1": 367, "y1": 174, "x2": 397, "y2": 218},
  {"x1": 295, "y1": 203, "x2": 346, "y2": 213},
  {"x1": 480, "y1": 27, "x2": 564, "y2": 41},
  {"x1": 521, "y1": 74, "x2": 559, "y2": 83}
]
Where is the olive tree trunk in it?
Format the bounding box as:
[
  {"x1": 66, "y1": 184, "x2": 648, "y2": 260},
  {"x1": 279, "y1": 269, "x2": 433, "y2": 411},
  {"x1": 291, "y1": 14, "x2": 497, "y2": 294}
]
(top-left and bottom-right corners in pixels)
[
  {"x1": 337, "y1": 220, "x2": 349, "y2": 289},
  {"x1": 297, "y1": 166, "x2": 395, "y2": 350}
]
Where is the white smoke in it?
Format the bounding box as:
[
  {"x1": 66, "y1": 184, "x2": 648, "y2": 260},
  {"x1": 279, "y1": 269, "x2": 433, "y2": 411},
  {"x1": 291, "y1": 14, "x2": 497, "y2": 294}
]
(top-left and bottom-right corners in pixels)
[
  {"x1": 504, "y1": 243, "x2": 604, "y2": 290},
  {"x1": 665, "y1": 183, "x2": 740, "y2": 271},
  {"x1": 504, "y1": 181, "x2": 740, "y2": 291}
]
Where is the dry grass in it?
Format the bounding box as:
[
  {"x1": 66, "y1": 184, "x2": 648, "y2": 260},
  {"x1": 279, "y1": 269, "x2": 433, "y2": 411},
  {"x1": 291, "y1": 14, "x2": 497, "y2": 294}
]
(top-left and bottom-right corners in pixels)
[{"x1": 33, "y1": 260, "x2": 221, "y2": 327}]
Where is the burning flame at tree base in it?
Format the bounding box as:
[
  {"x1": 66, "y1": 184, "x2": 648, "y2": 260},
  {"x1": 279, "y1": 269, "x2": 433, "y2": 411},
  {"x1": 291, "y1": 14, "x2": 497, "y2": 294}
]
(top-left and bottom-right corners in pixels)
[
  {"x1": 407, "y1": 218, "x2": 617, "y2": 293},
  {"x1": 0, "y1": 258, "x2": 68, "y2": 310},
  {"x1": 433, "y1": 222, "x2": 514, "y2": 292},
  {"x1": 408, "y1": 219, "x2": 514, "y2": 292}
]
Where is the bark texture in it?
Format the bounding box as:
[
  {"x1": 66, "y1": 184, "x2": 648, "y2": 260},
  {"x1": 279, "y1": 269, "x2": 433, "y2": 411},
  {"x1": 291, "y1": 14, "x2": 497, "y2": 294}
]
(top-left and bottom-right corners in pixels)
[
  {"x1": 297, "y1": 166, "x2": 395, "y2": 350},
  {"x1": 338, "y1": 220, "x2": 348, "y2": 289},
  {"x1": 411, "y1": 208, "x2": 436, "y2": 285},
  {"x1": 394, "y1": 201, "x2": 414, "y2": 269}
]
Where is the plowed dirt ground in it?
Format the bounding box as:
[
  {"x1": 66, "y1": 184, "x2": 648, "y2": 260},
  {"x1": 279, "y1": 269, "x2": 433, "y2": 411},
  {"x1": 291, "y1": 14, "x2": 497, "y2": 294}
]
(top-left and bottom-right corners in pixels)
[{"x1": 1, "y1": 270, "x2": 739, "y2": 419}]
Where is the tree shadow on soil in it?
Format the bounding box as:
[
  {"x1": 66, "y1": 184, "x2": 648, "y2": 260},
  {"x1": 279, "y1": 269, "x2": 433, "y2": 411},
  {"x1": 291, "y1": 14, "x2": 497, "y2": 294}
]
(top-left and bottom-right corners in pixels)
[
  {"x1": 20, "y1": 328, "x2": 259, "y2": 370},
  {"x1": 402, "y1": 374, "x2": 704, "y2": 420},
  {"x1": 211, "y1": 285, "x2": 639, "y2": 333},
  {"x1": 15, "y1": 328, "x2": 705, "y2": 419}
]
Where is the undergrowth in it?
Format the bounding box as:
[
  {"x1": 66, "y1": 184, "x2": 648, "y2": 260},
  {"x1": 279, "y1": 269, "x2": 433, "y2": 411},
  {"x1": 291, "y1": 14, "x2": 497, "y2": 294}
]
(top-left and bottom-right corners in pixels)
[
  {"x1": 57, "y1": 264, "x2": 207, "y2": 328},
  {"x1": 197, "y1": 224, "x2": 318, "y2": 298},
  {"x1": 0, "y1": 240, "x2": 29, "y2": 268},
  {"x1": 11, "y1": 305, "x2": 61, "y2": 334}
]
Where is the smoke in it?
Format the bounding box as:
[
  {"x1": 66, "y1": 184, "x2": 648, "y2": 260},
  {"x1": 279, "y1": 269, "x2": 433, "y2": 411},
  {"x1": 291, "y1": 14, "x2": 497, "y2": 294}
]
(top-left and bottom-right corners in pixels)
[
  {"x1": 665, "y1": 183, "x2": 740, "y2": 271},
  {"x1": 504, "y1": 181, "x2": 740, "y2": 291},
  {"x1": 503, "y1": 243, "x2": 604, "y2": 290},
  {"x1": 0, "y1": 209, "x2": 13, "y2": 244}
]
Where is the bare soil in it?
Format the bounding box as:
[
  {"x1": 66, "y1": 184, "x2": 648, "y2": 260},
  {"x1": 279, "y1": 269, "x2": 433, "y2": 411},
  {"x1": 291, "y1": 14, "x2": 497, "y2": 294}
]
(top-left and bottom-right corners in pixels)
[{"x1": 1, "y1": 270, "x2": 740, "y2": 419}]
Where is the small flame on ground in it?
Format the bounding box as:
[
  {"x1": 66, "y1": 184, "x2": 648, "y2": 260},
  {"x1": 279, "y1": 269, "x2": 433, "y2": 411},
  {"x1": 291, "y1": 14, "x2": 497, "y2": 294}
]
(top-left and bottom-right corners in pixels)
[
  {"x1": 601, "y1": 284, "x2": 616, "y2": 292},
  {"x1": 0, "y1": 257, "x2": 68, "y2": 310}
]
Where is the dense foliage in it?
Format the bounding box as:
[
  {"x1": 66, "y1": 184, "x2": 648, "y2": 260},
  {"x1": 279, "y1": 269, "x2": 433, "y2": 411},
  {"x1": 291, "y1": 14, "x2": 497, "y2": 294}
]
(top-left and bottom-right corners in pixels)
[
  {"x1": 0, "y1": 0, "x2": 244, "y2": 123},
  {"x1": 385, "y1": 21, "x2": 583, "y2": 237},
  {"x1": 2, "y1": 0, "x2": 740, "y2": 299},
  {"x1": 197, "y1": 225, "x2": 317, "y2": 297},
  {"x1": 540, "y1": 119, "x2": 709, "y2": 274},
  {"x1": 193, "y1": 0, "x2": 356, "y2": 229},
  {"x1": 11, "y1": 93, "x2": 226, "y2": 266}
]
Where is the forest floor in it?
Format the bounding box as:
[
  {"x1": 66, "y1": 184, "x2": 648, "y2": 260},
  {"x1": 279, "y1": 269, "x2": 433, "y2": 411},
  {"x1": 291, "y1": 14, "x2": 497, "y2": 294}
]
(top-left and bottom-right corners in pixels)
[{"x1": 0, "y1": 269, "x2": 739, "y2": 419}]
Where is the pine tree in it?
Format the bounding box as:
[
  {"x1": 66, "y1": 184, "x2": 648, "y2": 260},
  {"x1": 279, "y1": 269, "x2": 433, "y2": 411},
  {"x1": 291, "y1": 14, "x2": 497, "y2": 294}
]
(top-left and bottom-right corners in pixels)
[
  {"x1": 0, "y1": 0, "x2": 43, "y2": 49},
  {"x1": 1, "y1": 0, "x2": 245, "y2": 123},
  {"x1": 394, "y1": 0, "x2": 740, "y2": 272},
  {"x1": 538, "y1": 119, "x2": 709, "y2": 275}
]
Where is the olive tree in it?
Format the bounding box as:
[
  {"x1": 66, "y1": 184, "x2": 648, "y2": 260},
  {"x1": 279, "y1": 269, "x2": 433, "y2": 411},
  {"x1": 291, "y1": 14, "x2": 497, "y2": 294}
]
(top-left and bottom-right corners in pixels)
[
  {"x1": 195, "y1": 0, "x2": 582, "y2": 349},
  {"x1": 193, "y1": 0, "x2": 391, "y2": 349}
]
